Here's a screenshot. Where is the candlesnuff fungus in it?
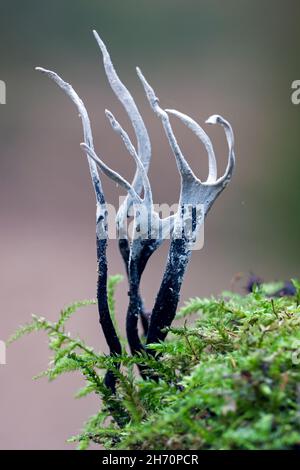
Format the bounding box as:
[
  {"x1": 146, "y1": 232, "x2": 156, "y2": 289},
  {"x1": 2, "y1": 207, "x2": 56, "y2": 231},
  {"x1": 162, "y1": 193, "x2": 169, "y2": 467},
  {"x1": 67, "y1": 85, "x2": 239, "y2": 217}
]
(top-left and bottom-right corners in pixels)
[
  {"x1": 34, "y1": 66, "x2": 122, "y2": 392},
  {"x1": 136, "y1": 68, "x2": 235, "y2": 346},
  {"x1": 36, "y1": 31, "x2": 236, "y2": 389}
]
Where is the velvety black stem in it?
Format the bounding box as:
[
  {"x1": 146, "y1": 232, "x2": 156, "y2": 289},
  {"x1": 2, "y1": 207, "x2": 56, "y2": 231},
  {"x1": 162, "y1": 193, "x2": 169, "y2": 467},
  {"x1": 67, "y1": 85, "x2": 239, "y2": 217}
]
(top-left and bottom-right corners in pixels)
[
  {"x1": 140, "y1": 310, "x2": 151, "y2": 336},
  {"x1": 118, "y1": 238, "x2": 130, "y2": 275},
  {"x1": 119, "y1": 238, "x2": 149, "y2": 355},
  {"x1": 128, "y1": 240, "x2": 161, "y2": 329},
  {"x1": 136, "y1": 240, "x2": 162, "y2": 335},
  {"x1": 137, "y1": 239, "x2": 162, "y2": 278},
  {"x1": 119, "y1": 238, "x2": 151, "y2": 333},
  {"x1": 126, "y1": 239, "x2": 162, "y2": 371},
  {"x1": 126, "y1": 260, "x2": 144, "y2": 355},
  {"x1": 146, "y1": 238, "x2": 191, "y2": 347},
  {"x1": 97, "y1": 237, "x2": 122, "y2": 392},
  {"x1": 126, "y1": 258, "x2": 151, "y2": 379}
]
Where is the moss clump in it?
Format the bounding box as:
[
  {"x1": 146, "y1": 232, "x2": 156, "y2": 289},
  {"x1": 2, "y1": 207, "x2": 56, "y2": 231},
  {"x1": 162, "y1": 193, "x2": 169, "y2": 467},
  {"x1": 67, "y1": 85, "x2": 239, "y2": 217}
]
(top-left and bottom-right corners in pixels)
[{"x1": 9, "y1": 278, "x2": 300, "y2": 450}]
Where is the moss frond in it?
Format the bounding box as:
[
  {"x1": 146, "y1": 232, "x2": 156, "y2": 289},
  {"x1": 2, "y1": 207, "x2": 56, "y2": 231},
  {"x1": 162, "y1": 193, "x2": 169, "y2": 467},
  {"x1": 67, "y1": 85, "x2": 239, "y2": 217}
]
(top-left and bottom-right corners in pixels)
[{"x1": 9, "y1": 277, "x2": 300, "y2": 450}]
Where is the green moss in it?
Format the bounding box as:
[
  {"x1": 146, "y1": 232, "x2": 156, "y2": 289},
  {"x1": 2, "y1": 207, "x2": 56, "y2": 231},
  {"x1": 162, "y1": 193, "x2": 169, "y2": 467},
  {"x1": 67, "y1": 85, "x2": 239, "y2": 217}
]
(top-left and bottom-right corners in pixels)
[{"x1": 9, "y1": 279, "x2": 300, "y2": 450}]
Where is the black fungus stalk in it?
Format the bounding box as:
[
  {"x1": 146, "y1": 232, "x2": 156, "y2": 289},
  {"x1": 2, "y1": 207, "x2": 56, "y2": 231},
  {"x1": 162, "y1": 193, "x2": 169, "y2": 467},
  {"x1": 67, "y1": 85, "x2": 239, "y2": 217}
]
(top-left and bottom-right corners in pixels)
[
  {"x1": 126, "y1": 238, "x2": 161, "y2": 376},
  {"x1": 119, "y1": 238, "x2": 151, "y2": 339},
  {"x1": 97, "y1": 237, "x2": 122, "y2": 392},
  {"x1": 147, "y1": 239, "x2": 191, "y2": 346},
  {"x1": 118, "y1": 238, "x2": 130, "y2": 275},
  {"x1": 35, "y1": 66, "x2": 122, "y2": 394},
  {"x1": 136, "y1": 67, "x2": 236, "y2": 352}
]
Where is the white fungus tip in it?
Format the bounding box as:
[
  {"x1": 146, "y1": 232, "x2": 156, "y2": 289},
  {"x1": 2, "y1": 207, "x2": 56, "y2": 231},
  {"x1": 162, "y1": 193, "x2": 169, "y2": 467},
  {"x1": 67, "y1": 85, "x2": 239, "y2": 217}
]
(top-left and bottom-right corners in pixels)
[
  {"x1": 205, "y1": 115, "x2": 221, "y2": 125},
  {"x1": 93, "y1": 30, "x2": 106, "y2": 51},
  {"x1": 105, "y1": 109, "x2": 113, "y2": 119},
  {"x1": 35, "y1": 67, "x2": 48, "y2": 73}
]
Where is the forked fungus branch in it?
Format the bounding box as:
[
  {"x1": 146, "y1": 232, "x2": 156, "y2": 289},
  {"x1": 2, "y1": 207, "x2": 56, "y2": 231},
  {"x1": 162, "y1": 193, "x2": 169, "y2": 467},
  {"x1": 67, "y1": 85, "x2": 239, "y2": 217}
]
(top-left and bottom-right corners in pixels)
[{"x1": 36, "y1": 31, "x2": 235, "y2": 391}]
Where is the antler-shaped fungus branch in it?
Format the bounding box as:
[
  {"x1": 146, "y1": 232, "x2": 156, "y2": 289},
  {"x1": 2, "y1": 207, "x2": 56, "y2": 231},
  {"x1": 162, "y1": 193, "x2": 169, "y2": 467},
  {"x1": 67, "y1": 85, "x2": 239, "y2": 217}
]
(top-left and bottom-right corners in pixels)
[
  {"x1": 93, "y1": 33, "x2": 165, "y2": 348},
  {"x1": 93, "y1": 30, "x2": 151, "y2": 263},
  {"x1": 136, "y1": 68, "x2": 235, "y2": 347},
  {"x1": 35, "y1": 67, "x2": 122, "y2": 392},
  {"x1": 166, "y1": 109, "x2": 217, "y2": 183},
  {"x1": 82, "y1": 109, "x2": 173, "y2": 368}
]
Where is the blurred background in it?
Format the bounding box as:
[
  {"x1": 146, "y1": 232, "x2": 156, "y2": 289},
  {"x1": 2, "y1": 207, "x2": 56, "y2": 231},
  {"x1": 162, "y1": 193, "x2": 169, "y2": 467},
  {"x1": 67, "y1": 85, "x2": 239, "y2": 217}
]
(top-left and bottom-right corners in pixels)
[{"x1": 1, "y1": 0, "x2": 300, "y2": 449}]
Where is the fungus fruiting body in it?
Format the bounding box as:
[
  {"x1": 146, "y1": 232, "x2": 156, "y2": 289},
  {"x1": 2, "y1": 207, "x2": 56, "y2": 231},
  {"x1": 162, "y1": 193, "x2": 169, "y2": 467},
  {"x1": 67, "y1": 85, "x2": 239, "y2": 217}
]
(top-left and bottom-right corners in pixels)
[{"x1": 36, "y1": 31, "x2": 235, "y2": 391}]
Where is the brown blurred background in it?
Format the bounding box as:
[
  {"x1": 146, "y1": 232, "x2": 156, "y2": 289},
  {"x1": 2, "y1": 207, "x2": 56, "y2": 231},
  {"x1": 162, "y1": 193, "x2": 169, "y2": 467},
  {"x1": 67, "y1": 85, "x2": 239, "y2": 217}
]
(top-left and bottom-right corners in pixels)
[{"x1": 1, "y1": 0, "x2": 300, "y2": 449}]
